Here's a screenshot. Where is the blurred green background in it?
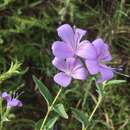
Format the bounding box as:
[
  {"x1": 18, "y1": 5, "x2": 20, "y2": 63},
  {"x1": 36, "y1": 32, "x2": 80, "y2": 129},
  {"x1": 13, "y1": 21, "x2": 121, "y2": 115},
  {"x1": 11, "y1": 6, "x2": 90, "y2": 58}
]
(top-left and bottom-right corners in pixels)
[{"x1": 0, "y1": 0, "x2": 130, "y2": 130}]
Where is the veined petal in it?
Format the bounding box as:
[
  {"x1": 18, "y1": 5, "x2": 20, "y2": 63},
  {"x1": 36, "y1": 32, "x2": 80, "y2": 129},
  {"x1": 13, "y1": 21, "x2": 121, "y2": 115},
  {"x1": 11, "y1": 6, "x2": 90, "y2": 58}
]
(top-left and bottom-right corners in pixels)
[
  {"x1": 66, "y1": 57, "x2": 76, "y2": 71},
  {"x1": 54, "y1": 72, "x2": 72, "y2": 87},
  {"x1": 52, "y1": 57, "x2": 66, "y2": 72},
  {"x1": 65, "y1": 57, "x2": 84, "y2": 72},
  {"x1": 7, "y1": 99, "x2": 22, "y2": 107},
  {"x1": 2, "y1": 92, "x2": 11, "y2": 102},
  {"x1": 70, "y1": 58, "x2": 88, "y2": 80},
  {"x1": 72, "y1": 58, "x2": 83, "y2": 70},
  {"x1": 76, "y1": 41, "x2": 97, "y2": 59},
  {"x1": 92, "y1": 38, "x2": 104, "y2": 56},
  {"x1": 101, "y1": 44, "x2": 112, "y2": 61},
  {"x1": 57, "y1": 24, "x2": 75, "y2": 47},
  {"x1": 75, "y1": 28, "x2": 87, "y2": 44},
  {"x1": 85, "y1": 60, "x2": 99, "y2": 74},
  {"x1": 52, "y1": 41, "x2": 74, "y2": 59},
  {"x1": 97, "y1": 64, "x2": 114, "y2": 83},
  {"x1": 92, "y1": 38, "x2": 112, "y2": 61},
  {"x1": 72, "y1": 67, "x2": 88, "y2": 80}
]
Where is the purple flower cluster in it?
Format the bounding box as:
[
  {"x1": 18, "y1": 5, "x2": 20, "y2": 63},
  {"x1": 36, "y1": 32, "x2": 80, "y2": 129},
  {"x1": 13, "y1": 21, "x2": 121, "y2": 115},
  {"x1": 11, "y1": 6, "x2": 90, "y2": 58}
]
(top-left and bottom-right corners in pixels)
[
  {"x1": 2, "y1": 92, "x2": 22, "y2": 108},
  {"x1": 52, "y1": 24, "x2": 113, "y2": 87}
]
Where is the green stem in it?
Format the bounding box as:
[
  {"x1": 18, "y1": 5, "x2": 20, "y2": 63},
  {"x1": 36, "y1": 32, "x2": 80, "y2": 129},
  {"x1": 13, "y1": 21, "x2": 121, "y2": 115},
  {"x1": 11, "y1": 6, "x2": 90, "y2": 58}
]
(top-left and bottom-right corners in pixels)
[
  {"x1": 88, "y1": 82, "x2": 106, "y2": 122},
  {"x1": 82, "y1": 78, "x2": 93, "y2": 110},
  {"x1": 40, "y1": 87, "x2": 62, "y2": 130},
  {"x1": 0, "y1": 101, "x2": 11, "y2": 130},
  {"x1": 82, "y1": 127, "x2": 86, "y2": 130},
  {"x1": 0, "y1": 98, "x2": 3, "y2": 130},
  {"x1": 88, "y1": 96, "x2": 102, "y2": 122}
]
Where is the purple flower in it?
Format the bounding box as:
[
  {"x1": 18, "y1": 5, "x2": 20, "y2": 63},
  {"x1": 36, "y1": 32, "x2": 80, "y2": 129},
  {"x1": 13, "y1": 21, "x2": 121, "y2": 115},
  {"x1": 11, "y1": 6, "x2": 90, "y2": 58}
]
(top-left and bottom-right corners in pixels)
[
  {"x1": 85, "y1": 38, "x2": 113, "y2": 83},
  {"x1": 52, "y1": 24, "x2": 90, "y2": 59},
  {"x1": 2, "y1": 92, "x2": 23, "y2": 108},
  {"x1": 52, "y1": 57, "x2": 88, "y2": 87}
]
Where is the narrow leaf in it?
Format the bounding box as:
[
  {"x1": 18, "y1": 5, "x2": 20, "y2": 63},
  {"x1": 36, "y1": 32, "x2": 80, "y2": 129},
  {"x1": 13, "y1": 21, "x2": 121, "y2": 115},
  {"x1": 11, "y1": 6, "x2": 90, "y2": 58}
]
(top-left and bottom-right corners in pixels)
[
  {"x1": 35, "y1": 119, "x2": 43, "y2": 130},
  {"x1": 94, "y1": 120, "x2": 112, "y2": 129},
  {"x1": 95, "y1": 82, "x2": 105, "y2": 96},
  {"x1": 106, "y1": 80, "x2": 126, "y2": 86},
  {"x1": 45, "y1": 116, "x2": 58, "y2": 130},
  {"x1": 33, "y1": 75, "x2": 53, "y2": 105},
  {"x1": 72, "y1": 108, "x2": 88, "y2": 127},
  {"x1": 54, "y1": 103, "x2": 68, "y2": 119}
]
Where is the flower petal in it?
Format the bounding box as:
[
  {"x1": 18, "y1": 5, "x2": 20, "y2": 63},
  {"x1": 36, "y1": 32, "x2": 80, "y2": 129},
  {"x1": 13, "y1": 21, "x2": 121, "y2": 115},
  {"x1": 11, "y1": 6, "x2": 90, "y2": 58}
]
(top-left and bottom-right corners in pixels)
[
  {"x1": 7, "y1": 99, "x2": 22, "y2": 107},
  {"x1": 52, "y1": 57, "x2": 66, "y2": 71},
  {"x1": 85, "y1": 60, "x2": 99, "y2": 74},
  {"x1": 97, "y1": 64, "x2": 114, "y2": 83},
  {"x1": 52, "y1": 41, "x2": 74, "y2": 59},
  {"x1": 57, "y1": 24, "x2": 75, "y2": 47},
  {"x1": 66, "y1": 57, "x2": 76, "y2": 70},
  {"x1": 2, "y1": 92, "x2": 11, "y2": 102},
  {"x1": 75, "y1": 28, "x2": 87, "y2": 44},
  {"x1": 69, "y1": 58, "x2": 88, "y2": 80},
  {"x1": 54, "y1": 72, "x2": 72, "y2": 87},
  {"x1": 101, "y1": 44, "x2": 112, "y2": 61},
  {"x1": 76, "y1": 41, "x2": 97, "y2": 59},
  {"x1": 92, "y1": 38, "x2": 112, "y2": 61},
  {"x1": 72, "y1": 67, "x2": 88, "y2": 80},
  {"x1": 92, "y1": 38, "x2": 104, "y2": 55}
]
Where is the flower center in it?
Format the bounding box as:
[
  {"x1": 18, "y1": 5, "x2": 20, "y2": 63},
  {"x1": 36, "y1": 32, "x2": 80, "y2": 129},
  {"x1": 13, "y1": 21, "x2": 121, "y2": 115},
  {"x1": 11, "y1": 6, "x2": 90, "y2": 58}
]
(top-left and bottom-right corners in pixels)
[{"x1": 65, "y1": 70, "x2": 72, "y2": 76}]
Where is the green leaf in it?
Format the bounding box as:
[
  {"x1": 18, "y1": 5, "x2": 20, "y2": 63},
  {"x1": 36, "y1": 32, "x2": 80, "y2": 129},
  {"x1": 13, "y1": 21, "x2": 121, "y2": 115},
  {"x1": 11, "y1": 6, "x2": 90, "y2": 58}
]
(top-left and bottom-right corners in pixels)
[
  {"x1": 95, "y1": 82, "x2": 105, "y2": 96},
  {"x1": 33, "y1": 75, "x2": 53, "y2": 105},
  {"x1": 45, "y1": 116, "x2": 58, "y2": 130},
  {"x1": 72, "y1": 108, "x2": 88, "y2": 127},
  {"x1": 94, "y1": 120, "x2": 112, "y2": 129},
  {"x1": 35, "y1": 119, "x2": 43, "y2": 130},
  {"x1": 106, "y1": 80, "x2": 126, "y2": 86},
  {"x1": 54, "y1": 103, "x2": 68, "y2": 119}
]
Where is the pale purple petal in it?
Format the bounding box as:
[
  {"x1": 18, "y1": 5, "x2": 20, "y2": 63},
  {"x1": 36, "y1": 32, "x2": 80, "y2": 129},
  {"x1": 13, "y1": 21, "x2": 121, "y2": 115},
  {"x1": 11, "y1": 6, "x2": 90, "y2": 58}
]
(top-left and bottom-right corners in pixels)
[
  {"x1": 92, "y1": 38, "x2": 112, "y2": 61},
  {"x1": 72, "y1": 67, "x2": 88, "y2": 80},
  {"x1": 2, "y1": 92, "x2": 11, "y2": 102},
  {"x1": 52, "y1": 57, "x2": 66, "y2": 71},
  {"x1": 97, "y1": 64, "x2": 114, "y2": 83},
  {"x1": 101, "y1": 44, "x2": 112, "y2": 61},
  {"x1": 71, "y1": 58, "x2": 83, "y2": 69},
  {"x1": 7, "y1": 99, "x2": 23, "y2": 107},
  {"x1": 52, "y1": 41, "x2": 74, "y2": 59},
  {"x1": 75, "y1": 28, "x2": 87, "y2": 44},
  {"x1": 69, "y1": 58, "x2": 88, "y2": 80},
  {"x1": 54, "y1": 72, "x2": 72, "y2": 87},
  {"x1": 57, "y1": 24, "x2": 75, "y2": 47},
  {"x1": 92, "y1": 38, "x2": 104, "y2": 56},
  {"x1": 76, "y1": 41, "x2": 97, "y2": 59},
  {"x1": 65, "y1": 58, "x2": 84, "y2": 71},
  {"x1": 66, "y1": 57, "x2": 76, "y2": 70},
  {"x1": 85, "y1": 60, "x2": 99, "y2": 74}
]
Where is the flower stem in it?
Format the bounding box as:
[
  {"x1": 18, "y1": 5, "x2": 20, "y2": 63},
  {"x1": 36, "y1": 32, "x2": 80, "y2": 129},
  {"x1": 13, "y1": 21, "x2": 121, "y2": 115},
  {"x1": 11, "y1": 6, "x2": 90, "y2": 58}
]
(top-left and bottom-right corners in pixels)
[
  {"x1": 82, "y1": 127, "x2": 86, "y2": 130},
  {"x1": 40, "y1": 87, "x2": 62, "y2": 130},
  {"x1": 88, "y1": 95, "x2": 102, "y2": 122}
]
